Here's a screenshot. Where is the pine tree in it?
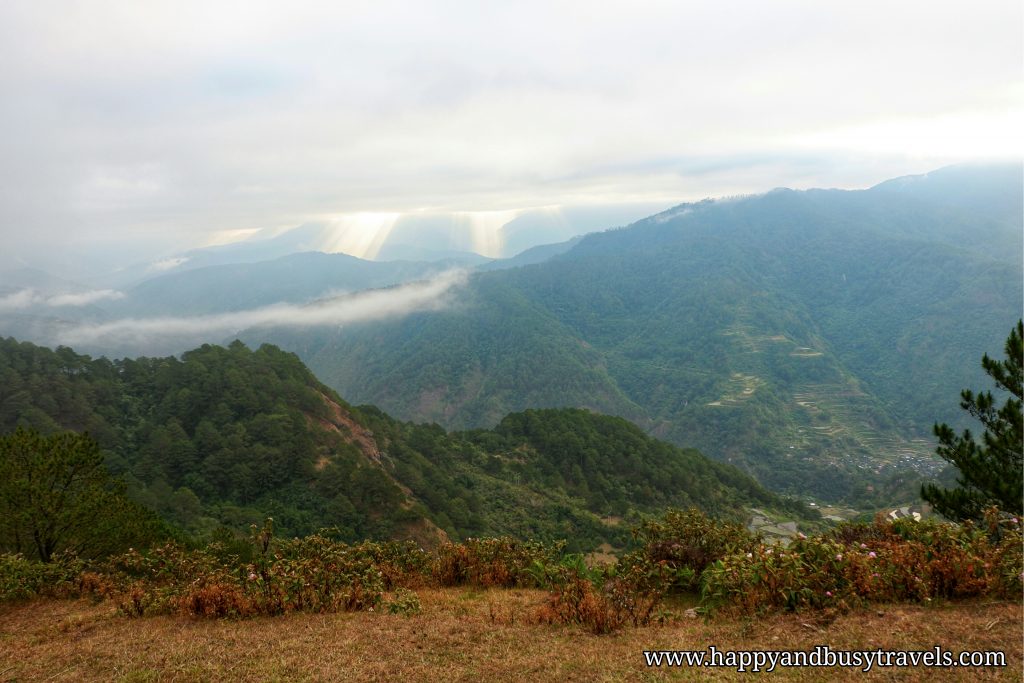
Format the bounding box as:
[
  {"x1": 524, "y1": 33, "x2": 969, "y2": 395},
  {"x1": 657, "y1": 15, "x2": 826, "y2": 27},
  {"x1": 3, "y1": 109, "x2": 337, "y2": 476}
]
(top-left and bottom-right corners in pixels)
[
  {"x1": 921, "y1": 320, "x2": 1023, "y2": 520},
  {"x1": 0, "y1": 428, "x2": 164, "y2": 561}
]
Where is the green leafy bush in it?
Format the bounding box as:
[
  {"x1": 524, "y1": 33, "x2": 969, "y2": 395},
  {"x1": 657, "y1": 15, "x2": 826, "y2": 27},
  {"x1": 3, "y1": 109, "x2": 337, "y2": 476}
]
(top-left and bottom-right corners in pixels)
[
  {"x1": 0, "y1": 552, "x2": 84, "y2": 602},
  {"x1": 626, "y1": 507, "x2": 758, "y2": 591},
  {"x1": 385, "y1": 588, "x2": 422, "y2": 616},
  {"x1": 349, "y1": 540, "x2": 431, "y2": 589},
  {"x1": 247, "y1": 528, "x2": 384, "y2": 614},
  {"x1": 93, "y1": 520, "x2": 386, "y2": 617}
]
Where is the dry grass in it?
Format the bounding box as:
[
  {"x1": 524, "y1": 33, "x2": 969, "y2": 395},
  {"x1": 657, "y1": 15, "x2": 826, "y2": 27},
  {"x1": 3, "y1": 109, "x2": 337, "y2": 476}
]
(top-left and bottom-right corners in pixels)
[{"x1": 0, "y1": 590, "x2": 1020, "y2": 682}]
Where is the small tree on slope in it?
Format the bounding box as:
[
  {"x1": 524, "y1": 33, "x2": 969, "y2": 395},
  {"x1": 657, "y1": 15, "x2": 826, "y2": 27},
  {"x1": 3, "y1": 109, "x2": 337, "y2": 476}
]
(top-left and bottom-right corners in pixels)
[{"x1": 0, "y1": 428, "x2": 164, "y2": 561}]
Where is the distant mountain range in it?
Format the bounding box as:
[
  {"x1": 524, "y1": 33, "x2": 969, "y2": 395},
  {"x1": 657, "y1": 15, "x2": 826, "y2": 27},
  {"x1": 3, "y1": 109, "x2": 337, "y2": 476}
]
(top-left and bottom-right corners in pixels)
[
  {"x1": 71, "y1": 201, "x2": 670, "y2": 289},
  {"x1": 236, "y1": 163, "x2": 1022, "y2": 504},
  {"x1": 1, "y1": 163, "x2": 1019, "y2": 509}
]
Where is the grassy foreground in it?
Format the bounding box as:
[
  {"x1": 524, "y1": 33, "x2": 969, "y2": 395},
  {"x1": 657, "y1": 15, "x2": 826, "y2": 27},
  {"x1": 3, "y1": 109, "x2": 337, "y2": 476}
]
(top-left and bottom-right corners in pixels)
[{"x1": 1, "y1": 590, "x2": 1020, "y2": 682}]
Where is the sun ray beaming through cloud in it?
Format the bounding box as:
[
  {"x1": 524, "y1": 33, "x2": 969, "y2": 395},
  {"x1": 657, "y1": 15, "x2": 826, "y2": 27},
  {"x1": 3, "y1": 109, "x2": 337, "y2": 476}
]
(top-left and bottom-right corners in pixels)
[
  {"x1": 318, "y1": 213, "x2": 402, "y2": 260},
  {"x1": 454, "y1": 209, "x2": 520, "y2": 258}
]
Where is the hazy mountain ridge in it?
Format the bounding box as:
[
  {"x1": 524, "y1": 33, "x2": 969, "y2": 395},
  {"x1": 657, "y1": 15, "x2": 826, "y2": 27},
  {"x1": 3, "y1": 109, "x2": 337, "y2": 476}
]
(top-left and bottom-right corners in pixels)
[
  {"x1": 1, "y1": 164, "x2": 1018, "y2": 509},
  {"x1": 112, "y1": 251, "x2": 478, "y2": 317},
  {"x1": 242, "y1": 165, "x2": 1021, "y2": 505}
]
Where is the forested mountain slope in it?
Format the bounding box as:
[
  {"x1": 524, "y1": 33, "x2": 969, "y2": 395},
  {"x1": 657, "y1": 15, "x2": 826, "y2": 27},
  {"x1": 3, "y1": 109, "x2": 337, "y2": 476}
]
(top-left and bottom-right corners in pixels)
[
  {"x1": 248, "y1": 165, "x2": 1021, "y2": 504},
  {"x1": 0, "y1": 338, "x2": 803, "y2": 550}
]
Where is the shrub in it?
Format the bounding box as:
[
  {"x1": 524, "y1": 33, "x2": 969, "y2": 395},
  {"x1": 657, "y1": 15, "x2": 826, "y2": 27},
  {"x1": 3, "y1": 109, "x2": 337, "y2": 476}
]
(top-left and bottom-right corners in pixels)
[
  {"x1": 178, "y1": 582, "x2": 252, "y2": 618},
  {"x1": 601, "y1": 555, "x2": 670, "y2": 627},
  {"x1": 627, "y1": 508, "x2": 757, "y2": 592},
  {"x1": 248, "y1": 531, "x2": 385, "y2": 614},
  {"x1": 535, "y1": 553, "x2": 669, "y2": 634},
  {"x1": 385, "y1": 588, "x2": 422, "y2": 616},
  {"x1": 0, "y1": 552, "x2": 84, "y2": 602},
  {"x1": 701, "y1": 510, "x2": 1023, "y2": 615},
  {"x1": 432, "y1": 537, "x2": 563, "y2": 588},
  {"x1": 99, "y1": 542, "x2": 232, "y2": 616},
  {"x1": 100, "y1": 520, "x2": 386, "y2": 617},
  {"x1": 537, "y1": 572, "x2": 619, "y2": 634},
  {"x1": 350, "y1": 540, "x2": 431, "y2": 589}
]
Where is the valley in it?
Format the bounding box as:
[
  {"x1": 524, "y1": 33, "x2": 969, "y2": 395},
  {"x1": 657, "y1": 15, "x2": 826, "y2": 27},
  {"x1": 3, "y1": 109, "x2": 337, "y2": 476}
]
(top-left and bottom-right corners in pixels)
[
  {"x1": 1, "y1": 7, "x2": 1021, "y2": 680},
  {"x1": 1, "y1": 164, "x2": 1020, "y2": 513}
]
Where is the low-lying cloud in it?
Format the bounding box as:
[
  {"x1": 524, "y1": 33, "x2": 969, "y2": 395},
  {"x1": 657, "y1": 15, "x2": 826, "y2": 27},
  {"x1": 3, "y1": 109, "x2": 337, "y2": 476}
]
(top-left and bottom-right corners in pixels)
[
  {"x1": 0, "y1": 288, "x2": 124, "y2": 311},
  {"x1": 149, "y1": 256, "x2": 191, "y2": 273},
  {"x1": 57, "y1": 269, "x2": 467, "y2": 346}
]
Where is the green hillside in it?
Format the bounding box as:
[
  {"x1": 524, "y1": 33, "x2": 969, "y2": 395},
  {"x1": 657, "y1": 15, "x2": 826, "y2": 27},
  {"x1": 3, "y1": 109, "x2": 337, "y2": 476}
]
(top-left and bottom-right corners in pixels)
[
  {"x1": 247, "y1": 166, "x2": 1021, "y2": 505},
  {"x1": 0, "y1": 338, "x2": 804, "y2": 551}
]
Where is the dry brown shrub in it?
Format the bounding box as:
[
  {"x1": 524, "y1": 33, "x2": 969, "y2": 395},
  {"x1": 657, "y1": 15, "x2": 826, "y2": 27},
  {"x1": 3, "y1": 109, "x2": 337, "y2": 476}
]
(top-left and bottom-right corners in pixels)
[
  {"x1": 432, "y1": 543, "x2": 471, "y2": 586},
  {"x1": 178, "y1": 582, "x2": 252, "y2": 618},
  {"x1": 76, "y1": 571, "x2": 115, "y2": 600},
  {"x1": 535, "y1": 575, "x2": 624, "y2": 635},
  {"x1": 431, "y1": 538, "x2": 561, "y2": 589},
  {"x1": 116, "y1": 583, "x2": 148, "y2": 617}
]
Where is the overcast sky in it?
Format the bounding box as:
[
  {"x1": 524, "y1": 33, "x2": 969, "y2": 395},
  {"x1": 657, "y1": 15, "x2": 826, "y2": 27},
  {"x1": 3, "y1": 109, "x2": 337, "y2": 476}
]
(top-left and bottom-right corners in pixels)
[{"x1": 0, "y1": 0, "x2": 1020, "y2": 267}]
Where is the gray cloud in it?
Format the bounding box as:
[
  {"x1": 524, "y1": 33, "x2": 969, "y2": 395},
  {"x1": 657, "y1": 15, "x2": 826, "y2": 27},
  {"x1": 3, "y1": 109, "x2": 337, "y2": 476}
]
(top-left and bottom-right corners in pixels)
[
  {"x1": 0, "y1": 288, "x2": 124, "y2": 310},
  {"x1": 46, "y1": 289, "x2": 125, "y2": 307},
  {"x1": 0, "y1": 289, "x2": 41, "y2": 312},
  {"x1": 0, "y1": 1, "x2": 1020, "y2": 270}
]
